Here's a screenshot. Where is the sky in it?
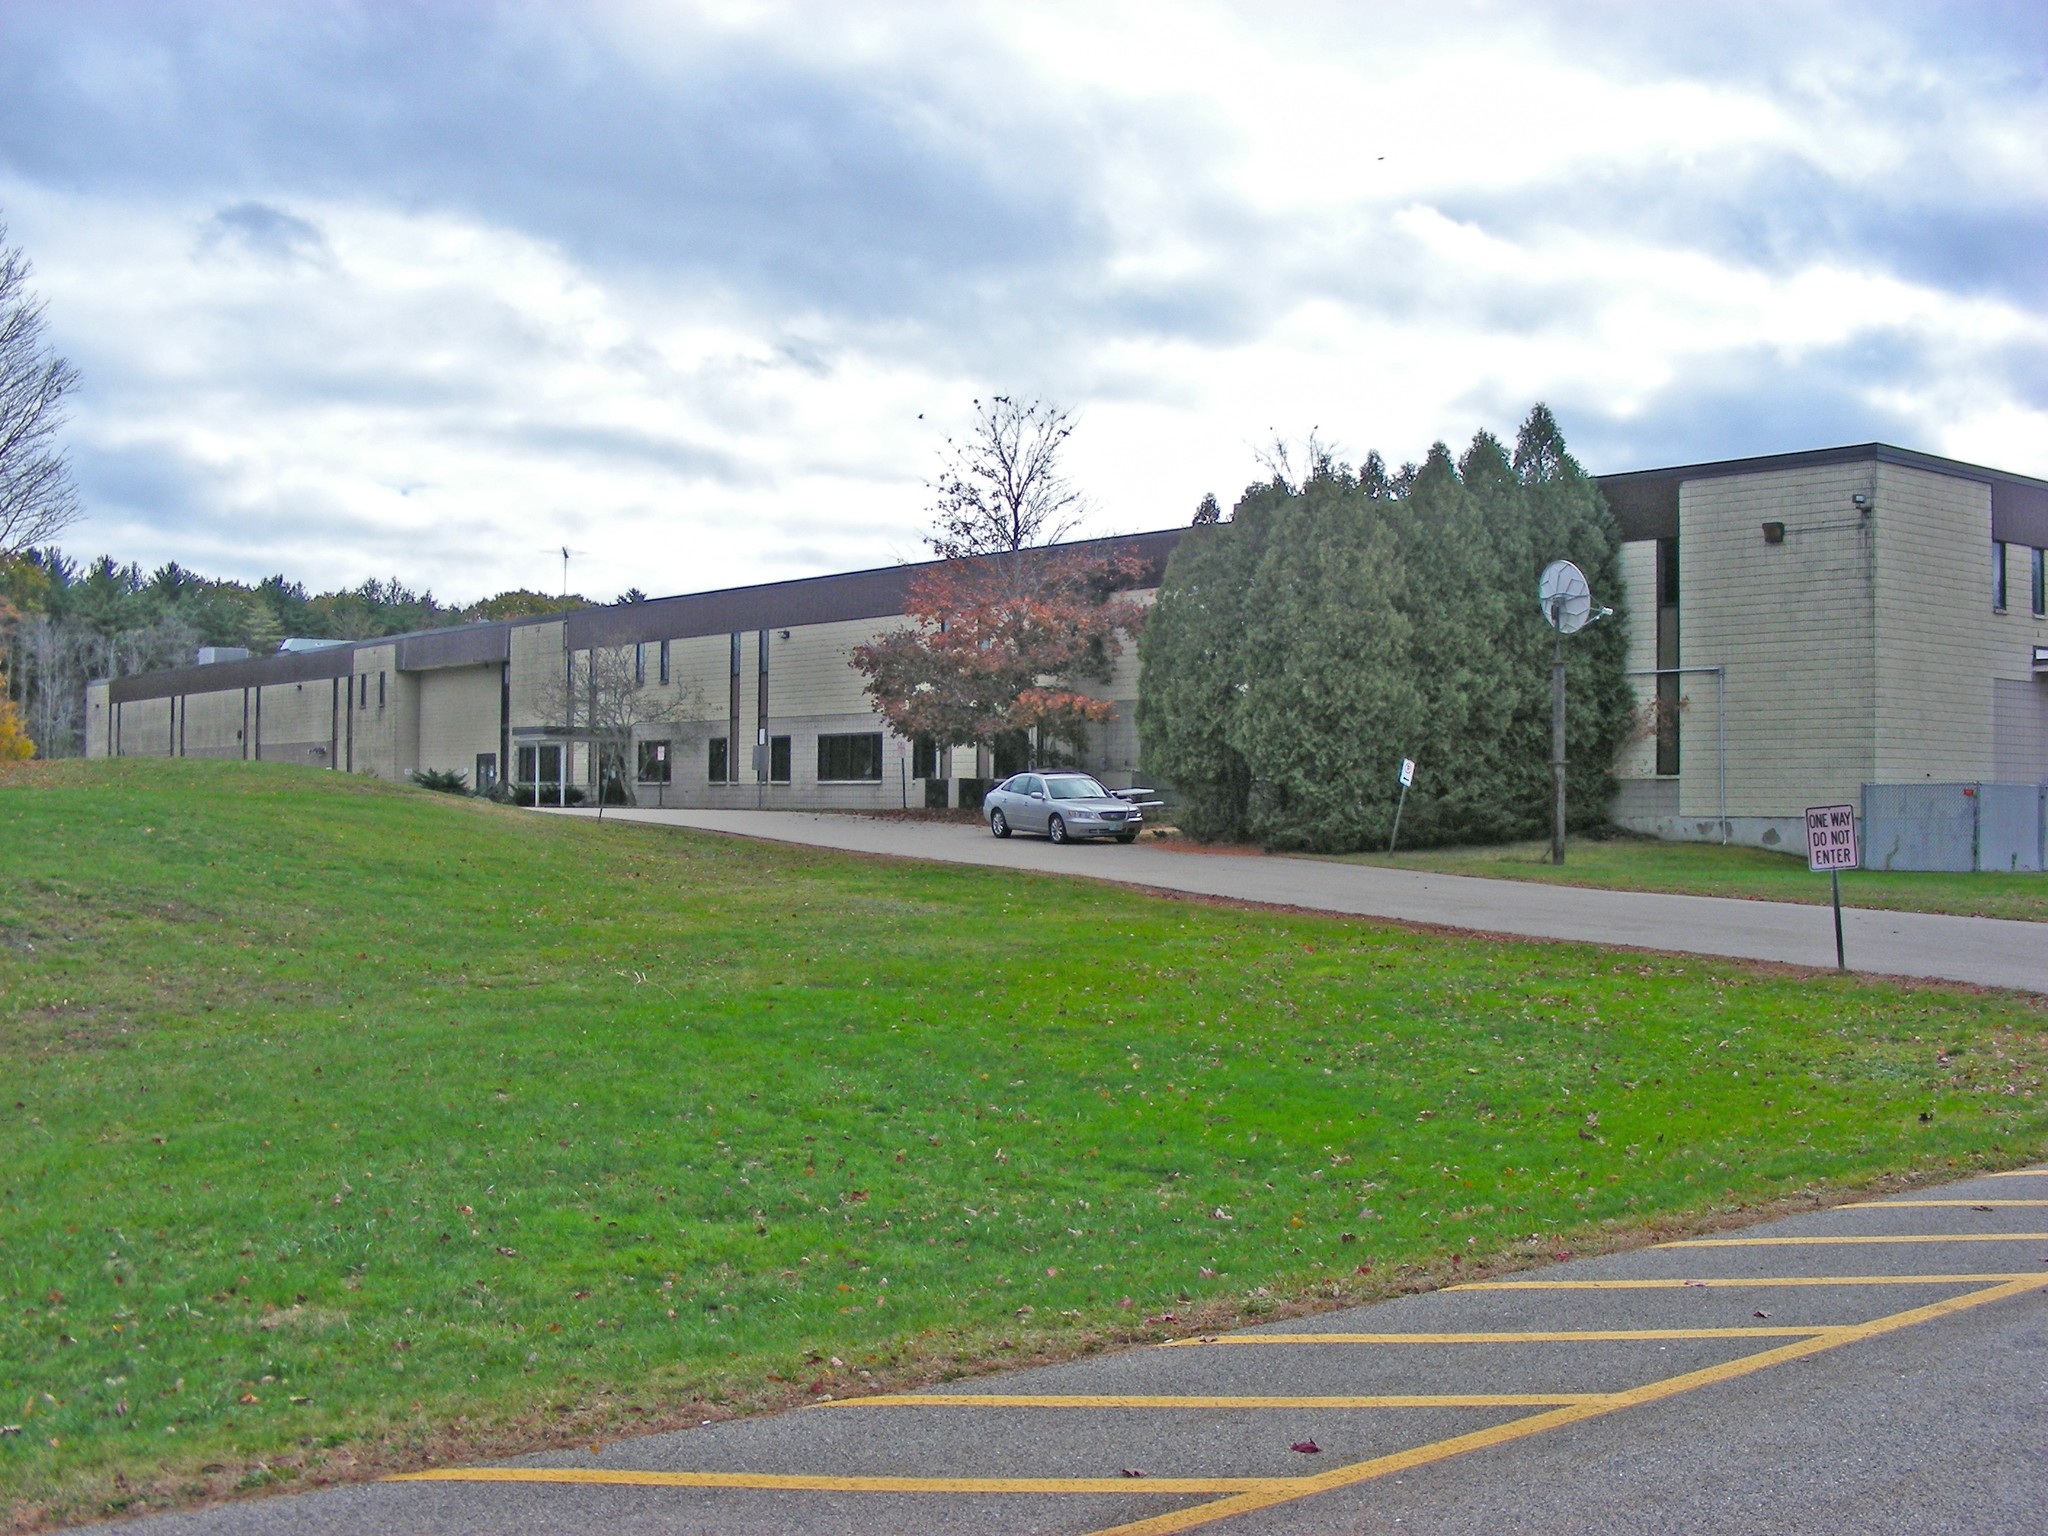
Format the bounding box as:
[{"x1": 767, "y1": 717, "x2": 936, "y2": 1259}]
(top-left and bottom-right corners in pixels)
[{"x1": 1, "y1": 1, "x2": 2043, "y2": 604}]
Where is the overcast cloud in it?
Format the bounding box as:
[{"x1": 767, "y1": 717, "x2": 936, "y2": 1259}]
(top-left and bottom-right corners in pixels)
[{"x1": 1, "y1": 1, "x2": 2042, "y2": 601}]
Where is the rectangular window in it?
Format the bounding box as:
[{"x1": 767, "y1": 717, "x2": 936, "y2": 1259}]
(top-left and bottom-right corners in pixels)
[
  {"x1": 516, "y1": 744, "x2": 562, "y2": 784},
  {"x1": 1994, "y1": 540, "x2": 2008, "y2": 611},
  {"x1": 634, "y1": 643, "x2": 645, "y2": 686},
  {"x1": 475, "y1": 752, "x2": 497, "y2": 791},
  {"x1": 730, "y1": 633, "x2": 741, "y2": 677},
  {"x1": 638, "y1": 739, "x2": 672, "y2": 783},
  {"x1": 758, "y1": 629, "x2": 769, "y2": 675},
  {"x1": 658, "y1": 639, "x2": 670, "y2": 684},
  {"x1": 378, "y1": 671, "x2": 387, "y2": 709},
  {"x1": 817, "y1": 732, "x2": 883, "y2": 782},
  {"x1": 2034, "y1": 547, "x2": 2045, "y2": 618},
  {"x1": 1655, "y1": 673, "x2": 1680, "y2": 777},
  {"x1": 770, "y1": 734, "x2": 791, "y2": 783},
  {"x1": 359, "y1": 673, "x2": 369, "y2": 708},
  {"x1": 708, "y1": 736, "x2": 729, "y2": 783},
  {"x1": 912, "y1": 735, "x2": 940, "y2": 779},
  {"x1": 1657, "y1": 535, "x2": 1679, "y2": 607}
]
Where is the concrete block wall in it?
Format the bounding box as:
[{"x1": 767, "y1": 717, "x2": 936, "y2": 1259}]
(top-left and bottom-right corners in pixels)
[
  {"x1": 1680, "y1": 462, "x2": 1878, "y2": 820},
  {"x1": 415, "y1": 665, "x2": 504, "y2": 782},
  {"x1": 1872, "y1": 463, "x2": 2003, "y2": 784}
]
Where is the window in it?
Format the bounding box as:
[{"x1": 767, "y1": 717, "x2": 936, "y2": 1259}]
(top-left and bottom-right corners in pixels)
[
  {"x1": 1657, "y1": 536, "x2": 1679, "y2": 607},
  {"x1": 516, "y1": 744, "x2": 562, "y2": 784},
  {"x1": 708, "y1": 736, "x2": 729, "y2": 783},
  {"x1": 475, "y1": 752, "x2": 497, "y2": 791},
  {"x1": 758, "y1": 629, "x2": 769, "y2": 675},
  {"x1": 2034, "y1": 547, "x2": 2045, "y2": 618},
  {"x1": 359, "y1": 673, "x2": 369, "y2": 708},
  {"x1": 378, "y1": 671, "x2": 386, "y2": 709},
  {"x1": 912, "y1": 735, "x2": 940, "y2": 778},
  {"x1": 817, "y1": 732, "x2": 883, "y2": 782},
  {"x1": 769, "y1": 734, "x2": 791, "y2": 783},
  {"x1": 635, "y1": 644, "x2": 645, "y2": 686},
  {"x1": 1994, "y1": 540, "x2": 2008, "y2": 611},
  {"x1": 638, "y1": 740, "x2": 672, "y2": 783},
  {"x1": 730, "y1": 633, "x2": 741, "y2": 677},
  {"x1": 658, "y1": 639, "x2": 670, "y2": 684}
]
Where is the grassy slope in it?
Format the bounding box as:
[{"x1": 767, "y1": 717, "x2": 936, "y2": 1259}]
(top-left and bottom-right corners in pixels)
[
  {"x1": 1323, "y1": 836, "x2": 2048, "y2": 922},
  {"x1": 3, "y1": 759, "x2": 2046, "y2": 1528}
]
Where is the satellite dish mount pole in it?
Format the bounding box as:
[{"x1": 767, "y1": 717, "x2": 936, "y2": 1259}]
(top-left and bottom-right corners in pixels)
[{"x1": 1550, "y1": 611, "x2": 1567, "y2": 866}]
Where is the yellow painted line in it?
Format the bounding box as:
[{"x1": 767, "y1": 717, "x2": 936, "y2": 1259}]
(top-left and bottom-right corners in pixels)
[
  {"x1": 818, "y1": 1393, "x2": 1603, "y2": 1410},
  {"x1": 1162, "y1": 1327, "x2": 1836, "y2": 1345},
  {"x1": 1083, "y1": 1275, "x2": 2048, "y2": 1536},
  {"x1": 391, "y1": 1467, "x2": 1277, "y2": 1495},
  {"x1": 1847, "y1": 1198, "x2": 2048, "y2": 1208},
  {"x1": 1662, "y1": 1233, "x2": 2048, "y2": 1248},
  {"x1": 1450, "y1": 1274, "x2": 2046, "y2": 1290}
]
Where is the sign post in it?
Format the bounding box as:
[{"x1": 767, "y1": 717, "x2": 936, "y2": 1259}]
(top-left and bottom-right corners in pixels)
[
  {"x1": 1804, "y1": 803, "x2": 1859, "y2": 971},
  {"x1": 1388, "y1": 757, "x2": 1416, "y2": 852}
]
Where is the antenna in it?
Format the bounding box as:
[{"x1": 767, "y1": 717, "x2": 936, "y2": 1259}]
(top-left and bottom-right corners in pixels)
[
  {"x1": 542, "y1": 545, "x2": 586, "y2": 599},
  {"x1": 1538, "y1": 559, "x2": 1593, "y2": 633}
]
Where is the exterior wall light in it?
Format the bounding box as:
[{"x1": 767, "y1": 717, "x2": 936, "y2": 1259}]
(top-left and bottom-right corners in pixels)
[{"x1": 1762, "y1": 521, "x2": 1786, "y2": 544}]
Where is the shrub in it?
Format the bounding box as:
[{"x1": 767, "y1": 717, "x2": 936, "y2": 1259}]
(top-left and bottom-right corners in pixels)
[{"x1": 408, "y1": 767, "x2": 469, "y2": 795}]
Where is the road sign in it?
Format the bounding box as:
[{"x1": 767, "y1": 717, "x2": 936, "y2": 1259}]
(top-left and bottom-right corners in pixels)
[
  {"x1": 1805, "y1": 804, "x2": 1859, "y2": 872},
  {"x1": 1398, "y1": 758, "x2": 1416, "y2": 788}
]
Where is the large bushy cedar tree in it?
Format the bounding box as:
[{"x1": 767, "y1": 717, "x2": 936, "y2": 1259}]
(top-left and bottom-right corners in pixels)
[
  {"x1": 1138, "y1": 404, "x2": 1631, "y2": 850},
  {"x1": 852, "y1": 547, "x2": 1149, "y2": 767}
]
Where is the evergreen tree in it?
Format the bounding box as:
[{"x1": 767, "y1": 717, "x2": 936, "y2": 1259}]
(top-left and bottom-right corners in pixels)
[{"x1": 1139, "y1": 405, "x2": 1632, "y2": 849}]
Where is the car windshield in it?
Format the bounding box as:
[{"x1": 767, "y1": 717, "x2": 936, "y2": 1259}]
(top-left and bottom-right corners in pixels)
[{"x1": 1046, "y1": 776, "x2": 1112, "y2": 800}]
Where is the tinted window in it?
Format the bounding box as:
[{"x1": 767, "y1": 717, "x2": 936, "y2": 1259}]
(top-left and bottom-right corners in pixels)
[
  {"x1": 1047, "y1": 776, "x2": 1111, "y2": 799},
  {"x1": 818, "y1": 732, "x2": 883, "y2": 782}
]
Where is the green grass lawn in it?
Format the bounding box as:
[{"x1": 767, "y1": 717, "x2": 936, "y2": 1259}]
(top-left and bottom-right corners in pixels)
[
  {"x1": 1323, "y1": 835, "x2": 2048, "y2": 922},
  {"x1": 3, "y1": 759, "x2": 2046, "y2": 1529}
]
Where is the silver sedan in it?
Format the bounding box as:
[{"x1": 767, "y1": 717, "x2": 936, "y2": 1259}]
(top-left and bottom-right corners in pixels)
[{"x1": 983, "y1": 772, "x2": 1142, "y2": 844}]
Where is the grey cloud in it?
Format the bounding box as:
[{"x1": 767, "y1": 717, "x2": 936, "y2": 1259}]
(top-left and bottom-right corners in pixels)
[
  {"x1": 200, "y1": 201, "x2": 330, "y2": 264},
  {"x1": 0, "y1": 4, "x2": 1103, "y2": 317}
]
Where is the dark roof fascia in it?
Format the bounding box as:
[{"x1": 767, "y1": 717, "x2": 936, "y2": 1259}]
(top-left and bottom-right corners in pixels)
[
  {"x1": 107, "y1": 643, "x2": 357, "y2": 704},
  {"x1": 564, "y1": 527, "x2": 1187, "y2": 650},
  {"x1": 1594, "y1": 443, "x2": 2048, "y2": 545}
]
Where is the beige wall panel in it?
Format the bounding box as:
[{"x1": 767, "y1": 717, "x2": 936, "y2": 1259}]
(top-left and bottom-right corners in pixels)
[
  {"x1": 183, "y1": 688, "x2": 248, "y2": 758},
  {"x1": 345, "y1": 645, "x2": 401, "y2": 777},
  {"x1": 508, "y1": 622, "x2": 566, "y2": 730},
  {"x1": 1872, "y1": 464, "x2": 2011, "y2": 784},
  {"x1": 417, "y1": 666, "x2": 504, "y2": 780},
  {"x1": 253, "y1": 678, "x2": 340, "y2": 768},
  {"x1": 1614, "y1": 539, "x2": 1661, "y2": 782},
  {"x1": 85, "y1": 681, "x2": 109, "y2": 757},
  {"x1": 1679, "y1": 464, "x2": 1876, "y2": 818},
  {"x1": 766, "y1": 618, "x2": 897, "y2": 720},
  {"x1": 119, "y1": 696, "x2": 173, "y2": 757}
]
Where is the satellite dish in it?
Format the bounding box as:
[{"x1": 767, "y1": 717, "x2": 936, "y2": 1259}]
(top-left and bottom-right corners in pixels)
[{"x1": 1538, "y1": 559, "x2": 1593, "y2": 634}]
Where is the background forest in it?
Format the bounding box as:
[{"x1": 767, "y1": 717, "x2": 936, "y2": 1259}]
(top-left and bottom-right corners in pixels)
[{"x1": 1137, "y1": 406, "x2": 1634, "y2": 852}]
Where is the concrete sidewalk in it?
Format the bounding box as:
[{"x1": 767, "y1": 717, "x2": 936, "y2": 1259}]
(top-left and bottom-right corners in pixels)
[{"x1": 567, "y1": 809, "x2": 2048, "y2": 994}]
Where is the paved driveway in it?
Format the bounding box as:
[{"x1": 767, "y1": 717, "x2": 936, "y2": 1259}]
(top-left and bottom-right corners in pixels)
[
  {"x1": 86, "y1": 1166, "x2": 2048, "y2": 1535},
  {"x1": 570, "y1": 809, "x2": 2048, "y2": 995}
]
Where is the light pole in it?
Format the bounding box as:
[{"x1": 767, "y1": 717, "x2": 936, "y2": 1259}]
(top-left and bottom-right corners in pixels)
[{"x1": 1538, "y1": 559, "x2": 1613, "y2": 865}]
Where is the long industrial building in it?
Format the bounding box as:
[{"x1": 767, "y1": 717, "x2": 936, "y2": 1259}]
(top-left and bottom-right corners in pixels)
[{"x1": 86, "y1": 443, "x2": 2048, "y2": 861}]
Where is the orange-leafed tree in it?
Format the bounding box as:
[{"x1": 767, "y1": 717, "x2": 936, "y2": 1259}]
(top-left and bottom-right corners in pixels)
[
  {"x1": 851, "y1": 546, "x2": 1149, "y2": 769},
  {"x1": 0, "y1": 662, "x2": 33, "y2": 760}
]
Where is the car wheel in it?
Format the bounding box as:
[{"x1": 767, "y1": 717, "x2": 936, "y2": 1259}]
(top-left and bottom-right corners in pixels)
[
  {"x1": 1115, "y1": 831, "x2": 1138, "y2": 844},
  {"x1": 990, "y1": 809, "x2": 1011, "y2": 839},
  {"x1": 1047, "y1": 814, "x2": 1067, "y2": 845}
]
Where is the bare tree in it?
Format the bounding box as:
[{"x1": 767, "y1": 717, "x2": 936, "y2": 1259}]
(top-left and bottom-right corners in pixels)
[
  {"x1": 0, "y1": 222, "x2": 83, "y2": 556},
  {"x1": 534, "y1": 643, "x2": 706, "y2": 813},
  {"x1": 926, "y1": 396, "x2": 1086, "y2": 559}
]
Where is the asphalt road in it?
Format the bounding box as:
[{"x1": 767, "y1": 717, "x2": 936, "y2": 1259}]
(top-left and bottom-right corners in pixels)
[
  {"x1": 569, "y1": 808, "x2": 2048, "y2": 995},
  {"x1": 84, "y1": 1166, "x2": 2048, "y2": 1535}
]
